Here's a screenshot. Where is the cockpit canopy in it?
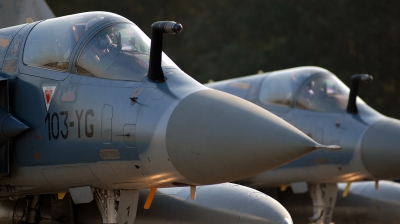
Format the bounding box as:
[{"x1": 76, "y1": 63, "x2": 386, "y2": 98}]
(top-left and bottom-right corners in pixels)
[
  {"x1": 259, "y1": 67, "x2": 363, "y2": 113},
  {"x1": 23, "y1": 11, "x2": 176, "y2": 81},
  {"x1": 24, "y1": 12, "x2": 116, "y2": 71}
]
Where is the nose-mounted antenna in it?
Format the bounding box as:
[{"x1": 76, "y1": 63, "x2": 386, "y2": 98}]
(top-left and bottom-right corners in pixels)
[
  {"x1": 346, "y1": 74, "x2": 373, "y2": 114},
  {"x1": 148, "y1": 21, "x2": 183, "y2": 83}
]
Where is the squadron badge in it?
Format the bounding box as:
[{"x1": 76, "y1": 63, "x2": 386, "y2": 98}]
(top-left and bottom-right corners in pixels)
[{"x1": 42, "y1": 86, "x2": 57, "y2": 111}]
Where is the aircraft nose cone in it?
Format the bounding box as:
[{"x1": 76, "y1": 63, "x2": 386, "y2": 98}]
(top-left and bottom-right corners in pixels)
[
  {"x1": 361, "y1": 117, "x2": 400, "y2": 180},
  {"x1": 166, "y1": 89, "x2": 319, "y2": 185}
]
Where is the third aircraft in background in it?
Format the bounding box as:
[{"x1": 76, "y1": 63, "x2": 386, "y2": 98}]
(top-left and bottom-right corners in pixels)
[
  {"x1": 207, "y1": 66, "x2": 400, "y2": 224},
  {"x1": 280, "y1": 180, "x2": 400, "y2": 224}
]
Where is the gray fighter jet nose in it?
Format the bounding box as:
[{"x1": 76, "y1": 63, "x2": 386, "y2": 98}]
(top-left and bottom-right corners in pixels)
[
  {"x1": 361, "y1": 117, "x2": 400, "y2": 180},
  {"x1": 166, "y1": 89, "x2": 321, "y2": 185}
]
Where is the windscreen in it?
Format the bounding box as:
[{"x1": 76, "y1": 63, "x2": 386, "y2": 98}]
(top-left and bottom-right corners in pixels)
[{"x1": 296, "y1": 74, "x2": 351, "y2": 112}]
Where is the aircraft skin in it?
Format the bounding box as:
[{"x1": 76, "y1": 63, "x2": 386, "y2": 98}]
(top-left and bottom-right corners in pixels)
[
  {"x1": 0, "y1": 11, "x2": 325, "y2": 223},
  {"x1": 0, "y1": 183, "x2": 293, "y2": 224},
  {"x1": 278, "y1": 181, "x2": 400, "y2": 224},
  {"x1": 206, "y1": 66, "x2": 400, "y2": 223}
]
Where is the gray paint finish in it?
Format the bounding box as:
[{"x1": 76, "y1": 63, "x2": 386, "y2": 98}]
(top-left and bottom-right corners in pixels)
[
  {"x1": 361, "y1": 117, "x2": 400, "y2": 179},
  {"x1": 101, "y1": 104, "x2": 113, "y2": 144},
  {"x1": 166, "y1": 89, "x2": 319, "y2": 184}
]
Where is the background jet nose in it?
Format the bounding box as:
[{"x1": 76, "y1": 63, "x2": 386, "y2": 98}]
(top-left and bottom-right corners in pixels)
[
  {"x1": 135, "y1": 183, "x2": 293, "y2": 224},
  {"x1": 361, "y1": 117, "x2": 400, "y2": 180},
  {"x1": 166, "y1": 89, "x2": 319, "y2": 185},
  {"x1": 194, "y1": 184, "x2": 293, "y2": 224},
  {"x1": 231, "y1": 186, "x2": 293, "y2": 224}
]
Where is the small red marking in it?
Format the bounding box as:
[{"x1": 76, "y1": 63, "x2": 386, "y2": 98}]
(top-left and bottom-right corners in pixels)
[
  {"x1": 34, "y1": 153, "x2": 39, "y2": 160},
  {"x1": 37, "y1": 135, "x2": 41, "y2": 140},
  {"x1": 45, "y1": 89, "x2": 53, "y2": 104}
]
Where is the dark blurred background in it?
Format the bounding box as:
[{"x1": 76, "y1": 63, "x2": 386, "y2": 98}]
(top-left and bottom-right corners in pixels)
[{"x1": 46, "y1": 0, "x2": 400, "y2": 118}]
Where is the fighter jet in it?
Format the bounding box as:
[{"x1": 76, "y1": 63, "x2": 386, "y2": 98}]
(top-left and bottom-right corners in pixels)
[
  {"x1": 206, "y1": 66, "x2": 400, "y2": 224},
  {"x1": 0, "y1": 12, "x2": 330, "y2": 223}
]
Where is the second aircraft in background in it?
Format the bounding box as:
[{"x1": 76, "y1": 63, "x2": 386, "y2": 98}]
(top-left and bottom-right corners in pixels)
[{"x1": 207, "y1": 66, "x2": 400, "y2": 224}]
